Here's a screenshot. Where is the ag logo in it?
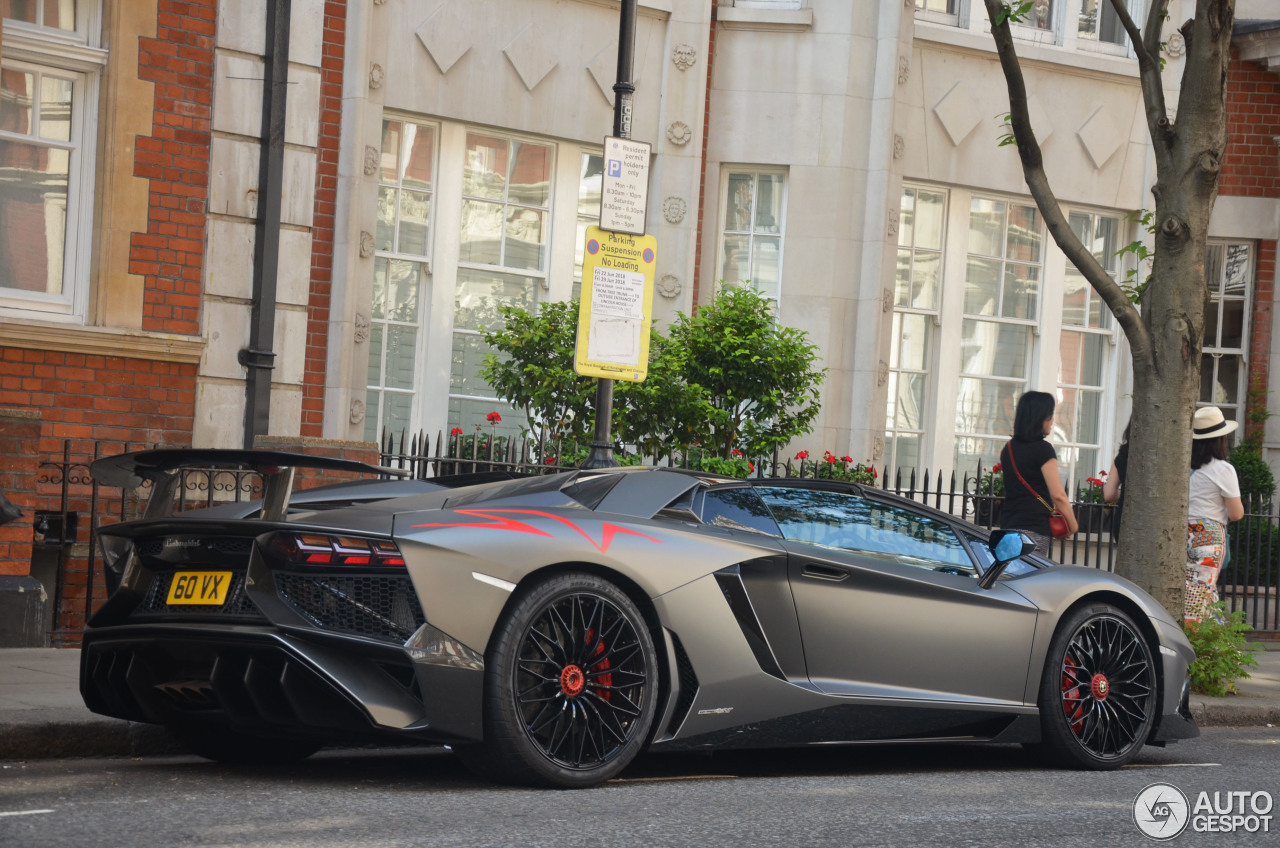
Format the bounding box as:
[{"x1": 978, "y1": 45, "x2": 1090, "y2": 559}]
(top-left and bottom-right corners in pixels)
[{"x1": 1134, "y1": 782, "x2": 1190, "y2": 840}]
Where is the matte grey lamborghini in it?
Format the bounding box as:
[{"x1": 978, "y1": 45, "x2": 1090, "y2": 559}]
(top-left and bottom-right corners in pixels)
[{"x1": 81, "y1": 450, "x2": 1198, "y2": 788}]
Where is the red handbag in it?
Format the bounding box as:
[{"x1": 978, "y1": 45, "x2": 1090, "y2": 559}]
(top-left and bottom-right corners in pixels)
[{"x1": 1005, "y1": 441, "x2": 1070, "y2": 538}]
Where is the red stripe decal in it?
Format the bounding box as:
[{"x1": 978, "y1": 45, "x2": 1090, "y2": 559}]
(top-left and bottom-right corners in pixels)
[{"x1": 412, "y1": 509, "x2": 661, "y2": 553}]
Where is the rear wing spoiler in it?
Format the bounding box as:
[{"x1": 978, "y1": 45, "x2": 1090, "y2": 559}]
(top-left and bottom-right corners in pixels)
[{"x1": 90, "y1": 449, "x2": 404, "y2": 521}]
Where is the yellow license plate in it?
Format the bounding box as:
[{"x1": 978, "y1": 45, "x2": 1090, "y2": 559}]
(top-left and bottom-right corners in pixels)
[{"x1": 167, "y1": 571, "x2": 233, "y2": 605}]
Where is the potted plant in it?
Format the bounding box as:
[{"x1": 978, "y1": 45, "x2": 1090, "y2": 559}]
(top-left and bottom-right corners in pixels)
[
  {"x1": 974, "y1": 463, "x2": 1003, "y2": 527},
  {"x1": 1075, "y1": 470, "x2": 1112, "y2": 534}
]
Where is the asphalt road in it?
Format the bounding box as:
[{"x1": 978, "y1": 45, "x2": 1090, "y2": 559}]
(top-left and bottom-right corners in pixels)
[{"x1": 2, "y1": 728, "x2": 1278, "y2": 848}]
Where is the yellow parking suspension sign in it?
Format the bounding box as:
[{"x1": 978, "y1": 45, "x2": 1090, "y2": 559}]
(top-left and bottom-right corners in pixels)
[{"x1": 574, "y1": 226, "x2": 657, "y2": 382}]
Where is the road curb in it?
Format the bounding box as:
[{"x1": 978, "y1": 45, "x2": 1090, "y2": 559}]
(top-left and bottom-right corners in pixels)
[
  {"x1": 1191, "y1": 701, "x2": 1280, "y2": 728},
  {"x1": 0, "y1": 720, "x2": 183, "y2": 761}
]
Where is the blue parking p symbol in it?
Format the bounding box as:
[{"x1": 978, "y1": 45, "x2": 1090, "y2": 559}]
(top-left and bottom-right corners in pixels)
[{"x1": 606, "y1": 158, "x2": 622, "y2": 178}]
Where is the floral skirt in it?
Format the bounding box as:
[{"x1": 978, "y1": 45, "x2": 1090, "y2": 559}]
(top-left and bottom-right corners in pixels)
[{"x1": 1186, "y1": 517, "x2": 1226, "y2": 624}]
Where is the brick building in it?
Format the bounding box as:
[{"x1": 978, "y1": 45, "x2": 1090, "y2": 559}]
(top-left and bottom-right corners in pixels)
[{"x1": 1, "y1": 1, "x2": 1278, "y2": 645}]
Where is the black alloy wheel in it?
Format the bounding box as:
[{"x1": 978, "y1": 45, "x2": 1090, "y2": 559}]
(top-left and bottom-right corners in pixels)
[
  {"x1": 1038, "y1": 603, "x2": 1156, "y2": 769},
  {"x1": 456, "y1": 572, "x2": 658, "y2": 788}
]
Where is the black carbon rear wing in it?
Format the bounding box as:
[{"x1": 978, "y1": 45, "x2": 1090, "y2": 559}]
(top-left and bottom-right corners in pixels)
[{"x1": 90, "y1": 449, "x2": 403, "y2": 521}]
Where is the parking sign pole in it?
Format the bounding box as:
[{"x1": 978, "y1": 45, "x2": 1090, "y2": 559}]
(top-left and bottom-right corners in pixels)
[{"x1": 582, "y1": 0, "x2": 637, "y2": 470}]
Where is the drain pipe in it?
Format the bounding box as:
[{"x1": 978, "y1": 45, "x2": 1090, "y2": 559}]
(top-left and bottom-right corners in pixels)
[{"x1": 239, "y1": 0, "x2": 291, "y2": 448}]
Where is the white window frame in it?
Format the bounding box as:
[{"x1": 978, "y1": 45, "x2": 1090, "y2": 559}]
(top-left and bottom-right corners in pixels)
[
  {"x1": 0, "y1": 3, "x2": 105, "y2": 321},
  {"x1": 914, "y1": 0, "x2": 963, "y2": 27},
  {"x1": 1200, "y1": 240, "x2": 1253, "y2": 430},
  {"x1": 365, "y1": 116, "x2": 440, "y2": 444},
  {"x1": 447, "y1": 128, "x2": 558, "y2": 438},
  {"x1": 888, "y1": 185, "x2": 948, "y2": 477},
  {"x1": 715, "y1": 165, "x2": 788, "y2": 304},
  {"x1": 732, "y1": 1, "x2": 803, "y2": 9},
  {"x1": 1054, "y1": 208, "x2": 1123, "y2": 492}
]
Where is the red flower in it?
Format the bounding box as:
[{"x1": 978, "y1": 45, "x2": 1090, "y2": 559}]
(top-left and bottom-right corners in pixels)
[
  {"x1": 825, "y1": 455, "x2": 837, "y2": 464},
  {"x1": 991, "y1": 462, "x2": 1002, "y2": 473},
  {"x1": 486, "y1": 411, "x2": 502, "y2": 424},
  {"x1": 450, "y1": 427, "x2": 463, "y2": 436},
  {"x1": 871, "y1": 467, "x2": 878, "y2": 478},
  {"x1": 748, "y1": 462, "x2": 755, "y2": 473},
  {"x1": 841, "y1": 455, "x2": 853, "y2": 464},
  {"x1": 545, "y1": 457, "x2": 556, "y2": 465},
  {"x1": 732, "y1": 448, "x2": 743, "y2": 457},
  {"x1": 1086, "y1": 477, "x2": 1104, "y2": 488},
  {"x1": 795, "y1": 450, "x2": 810, "y2": 460},
  {"x1": 1099, "y1": 470, "x2": 1108, "y2": 477}
]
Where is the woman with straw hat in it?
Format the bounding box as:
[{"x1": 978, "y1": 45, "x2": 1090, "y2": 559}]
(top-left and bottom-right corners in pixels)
[{"x1": 1186, "y1": 406, "x2": 1244, "y2": 624}]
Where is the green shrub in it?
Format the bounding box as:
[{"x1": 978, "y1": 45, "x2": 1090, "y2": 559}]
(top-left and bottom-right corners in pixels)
[
  {"x1": 1184, "y1": 603, "x2": 1262, "y2": 696},
  {"x1": 1230, "y1": 444, "x2": 1275, "y2": 503}
]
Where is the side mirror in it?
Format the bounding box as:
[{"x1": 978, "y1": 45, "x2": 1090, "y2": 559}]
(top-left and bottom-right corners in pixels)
[{"x1": 977, "y1": 529, "x2": 1035, "y2": 589}]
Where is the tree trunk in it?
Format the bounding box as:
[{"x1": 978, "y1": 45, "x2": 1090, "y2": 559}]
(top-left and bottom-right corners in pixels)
[{"x1": 983, "y1": 0, "x2": 1234, "y2": 620}]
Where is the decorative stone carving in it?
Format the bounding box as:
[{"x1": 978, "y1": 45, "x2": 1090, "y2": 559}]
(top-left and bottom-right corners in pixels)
[
  {"x1": 349, "y1": 398, "x2": 366, "y2": 425},
  {"x1": 666, "y1": 121, "x2": 692, "y2": 146},
  {"x1": 873, "y1": 435, "x2": 884, "y2": 462},
  {"x1": 662, "y1": 196, "x2": 687, "y2": 224},
  {"x1": 354, "y1": 313, "x2": 370, "y2": 344},
  {"x1": 887, "y1": 208, "x2": 899, "y2": 239},
  {"x1": 1165, "y1": 31, "x2": 1186, "y2": 58},
  {"x1": 359, "y1": 231, "x2": 374, "y2": 258},
  {"x1": 363, "y1": 145, "x2": 379, "y2": 176},
  {"x1": 657, "y1": 274, "x2": 681, "y2": 299},
  {"x1": 369, "y1": 63, "x2": 384, "y2": 89},
  {"x1": 882, "y1": 287, "x2": 894, "y2": 312},
  {"x1": 893, "y1": 134, "x2": 904, "y2": 159},
  {"x1": 878, "y1": 360, "x2": 889, "y2": 387},
  {"x1": 672, "y1": 43, "x2": 696, "y2": 71},
  {"x1": 898, "y1": 55, "x2": 909, "y2": 85}
]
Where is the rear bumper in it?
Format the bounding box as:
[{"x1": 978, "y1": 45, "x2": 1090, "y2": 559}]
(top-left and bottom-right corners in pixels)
[{"x1": 80, "y1": 623, "x2": 483, "y2": 744}]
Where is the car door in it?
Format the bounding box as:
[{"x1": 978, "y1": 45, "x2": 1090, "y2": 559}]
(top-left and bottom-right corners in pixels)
[{"x1": 755, "y1": 485, "x2": 1038, "y2": 705}]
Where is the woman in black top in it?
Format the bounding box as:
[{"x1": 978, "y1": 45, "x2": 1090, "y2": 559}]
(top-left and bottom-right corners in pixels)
[
  {"x1": 999, "y1": 391, "x2": 1078, "y2": 555},
  {"x1": 1102, "y1": 421, "x2": 1129, "y2": 542}
]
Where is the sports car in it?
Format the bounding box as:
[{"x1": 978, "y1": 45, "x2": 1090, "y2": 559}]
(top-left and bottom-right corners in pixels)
[{"x1": 81, "y1": 449, "x2": 1198, "y2": 788}]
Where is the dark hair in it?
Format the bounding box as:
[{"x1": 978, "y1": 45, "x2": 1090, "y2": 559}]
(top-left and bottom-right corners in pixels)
[
  {"x1": 1012, "y1": 391, "x2": 1056, "y2": 441},
  {"x1": 1191, "y1": 434, "x2": 1230, "y2": 469}
]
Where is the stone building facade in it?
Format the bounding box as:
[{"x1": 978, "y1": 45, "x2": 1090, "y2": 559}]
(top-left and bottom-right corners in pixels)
[{"x1": 0, "y1": 1, "x2": 1278, "y2": 642}]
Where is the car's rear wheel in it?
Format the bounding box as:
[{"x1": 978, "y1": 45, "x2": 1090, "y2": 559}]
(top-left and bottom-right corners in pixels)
[
  {"x1": 1037, "y1": 603, "x2": 1156, "y2": 769},
  {"x1": 171, "y1": 723, "x2": 323, "y2": 765},
  {"x1": 456, "y1": 572, "x2": 659, "y2": 788}
]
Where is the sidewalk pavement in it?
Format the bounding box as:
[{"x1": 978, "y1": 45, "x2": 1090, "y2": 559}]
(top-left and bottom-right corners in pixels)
[{"x1": 1, "y1": 644, "x2": 1278, "y2": 761}]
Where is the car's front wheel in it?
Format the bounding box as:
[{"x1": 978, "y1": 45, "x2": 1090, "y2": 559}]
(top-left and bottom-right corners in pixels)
[
  {"x1": 1037, "y1": 603, "x2": 1156, "y2": 769},
  {"x1": 456, "y1": 572, "x2": 659, "y2": 788}
]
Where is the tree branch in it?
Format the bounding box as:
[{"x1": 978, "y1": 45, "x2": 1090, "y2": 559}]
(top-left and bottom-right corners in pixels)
[
  {"x1": 1110, "y1": 0, "x2": 1172, "y2": 161},
  {"x1": 982, "y1": 0, "x2": 1152, "y2": 366}
]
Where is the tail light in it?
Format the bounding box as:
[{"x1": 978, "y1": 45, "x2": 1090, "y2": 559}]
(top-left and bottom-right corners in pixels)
[{"x1": 262, "y1": 532, "x2": 406, "y2": 568}]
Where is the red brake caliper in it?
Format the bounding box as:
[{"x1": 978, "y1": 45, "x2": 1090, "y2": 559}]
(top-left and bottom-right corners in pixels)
[
  {"x1": 586, "y1": 628, "x2": 612, "y2": 701},
  {"x1": 1062, "y1": 655, "x2": 1086, "y2": 734}
]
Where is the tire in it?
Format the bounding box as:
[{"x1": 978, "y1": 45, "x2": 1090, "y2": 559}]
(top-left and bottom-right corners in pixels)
[
  {"x1": 1037, "y1": 603, "x2": 1156, "y2": 769},
  {"x1": 171, "y1": 723, "x2": 323, "y2": 765},
  {"x1": 456, "y1": 572, "x2": 659, "y2": 788}
]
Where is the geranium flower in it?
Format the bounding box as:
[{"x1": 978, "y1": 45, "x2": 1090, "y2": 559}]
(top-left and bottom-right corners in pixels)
[
  {"x1": 841, "y1": 455, "x2": 853, "y2": 464},
  {"x1": 992, "y1": 462, "x2": 1002, "y2": 473},
  {"x1": 486, "y1": 411, "x2": 502, "y2": 424},
  {"x1": 450, "y1": 427, "x2": 463, "y2": 437},
  {"x1": 795, "y1": 450, "x2": 810, "y2": 460}
]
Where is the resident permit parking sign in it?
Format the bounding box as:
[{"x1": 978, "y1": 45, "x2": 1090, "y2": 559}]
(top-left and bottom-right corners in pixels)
[
  {"x1": 599, "y1": 136, "x2": 651, "y2": 235},
  {"x1": 574, "y1": 225, "x2": 657, "y2": 382}
]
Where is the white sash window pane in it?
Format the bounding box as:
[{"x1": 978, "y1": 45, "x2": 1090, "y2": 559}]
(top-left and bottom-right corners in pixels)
[
  {"x1": 1001, "y1": 263, "x2": 1039, "y2": 319},
  {"x1": 721, "y1": 233, "x2": 751, "y2": 285},
  {"x1": 967, "y1": 198, "x2": 1005, "y2": 257},
  {"x1": 754, "y1": 174, "x2": 783, "y2": 233},
  {"x1": 894, "y1": 311, "x2": 930, "y2": 372},
  {"x1": 385, "y1": 325, "x2": 418, "y2": 390},
  {"x1": 464, "y1": 134, "x2": 509, "y2": 200},
  {"x1": 914, "y1": 189, "x2": 946, "y2": 249},
  {"x1": 507, "y1": 141, "x2": 551, "y2": 206},
  {"x1": 1, "y1": 69, "x2": 35, "y2": 132},
  {"x1": 402, "y1": 124, "x2": 434, "y2": 189},
  {"x1": 366, "y1": 325, "x2": 383, "y2": 384},
  {"x1": 0, "y1": 138, "x2": 70, "y2": 294},
  {"x1": 964, "y1": 257, "x2": 1000, "y2": 315},
  {"x1": 459, "y1": 199, "x2": 503, "y2": 265},
  {"x1": 380, "y1": 121, "x2": 402, "y2": 181},
  {"x1": 504, "y1": 206, "x2": 547, "y2": 271},
  {"x1": 399, "y1": 189, "x2": 431, "y2": 256},
  {"x1": 454, "y1": 268, "x2": 538, "y2": 332},
  {"x1": 376, "y1": 186, "x2": 396, "y2": 251},
  {"x1": 724, "y1": 173, "x2": 753, "y2": 231},
  {"x1": 39, "y1": 75, "x2": 72, "y2": 142},
  {"x1": 962, "y1": 319, "x2": 1029, "y2": 379},
  {"x1": 909, "y1": 250, "x2": 940, "y2": 309},
  {"x1": 751, "y1": 235, "x2": 781, "y2": 301}
]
